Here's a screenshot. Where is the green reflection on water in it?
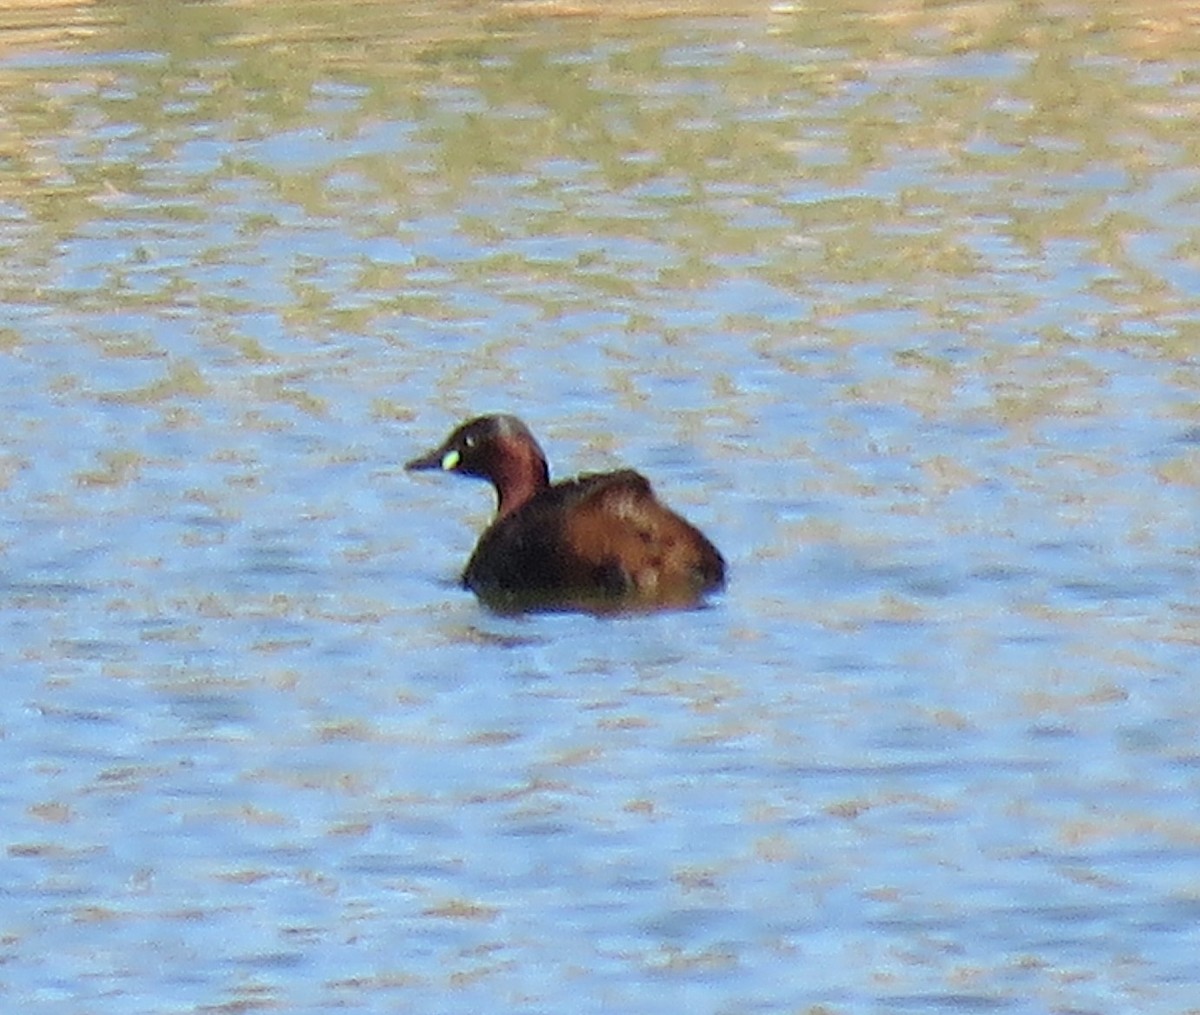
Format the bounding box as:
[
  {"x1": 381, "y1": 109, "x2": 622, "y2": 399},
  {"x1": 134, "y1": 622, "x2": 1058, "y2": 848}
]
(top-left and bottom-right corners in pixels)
[{"x1": 0, "y1": 0, "x2": 1195, "y2": 432}]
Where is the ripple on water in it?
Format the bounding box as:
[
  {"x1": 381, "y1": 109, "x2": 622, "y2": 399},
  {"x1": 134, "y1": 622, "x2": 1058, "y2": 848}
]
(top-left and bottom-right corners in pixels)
[{"x1": 0, "y1": 3, "x2": 1197, "y2": 1013}]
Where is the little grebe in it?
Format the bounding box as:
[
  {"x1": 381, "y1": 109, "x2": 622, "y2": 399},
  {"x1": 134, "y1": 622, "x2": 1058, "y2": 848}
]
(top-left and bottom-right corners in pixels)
[{"x1": 405, "y1": 415, "x2": 725, "y2": 612}]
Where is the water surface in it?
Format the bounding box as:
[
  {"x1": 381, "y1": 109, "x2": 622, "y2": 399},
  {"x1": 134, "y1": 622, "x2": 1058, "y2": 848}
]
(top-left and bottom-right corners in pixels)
[{"x1": 0, "y1": 1, "x2": 1197, "y2": 1012}]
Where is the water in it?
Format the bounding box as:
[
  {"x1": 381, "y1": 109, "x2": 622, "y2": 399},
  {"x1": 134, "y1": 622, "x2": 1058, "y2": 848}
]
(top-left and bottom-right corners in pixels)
[{"x1": 0, "y1": 1, "x2": 1197, "y2": 1012}]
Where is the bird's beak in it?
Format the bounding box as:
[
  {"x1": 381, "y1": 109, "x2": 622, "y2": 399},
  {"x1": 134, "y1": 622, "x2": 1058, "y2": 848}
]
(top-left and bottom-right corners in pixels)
[{"x1": 405, "y1": 444, "x2": 458, "y2": 472}]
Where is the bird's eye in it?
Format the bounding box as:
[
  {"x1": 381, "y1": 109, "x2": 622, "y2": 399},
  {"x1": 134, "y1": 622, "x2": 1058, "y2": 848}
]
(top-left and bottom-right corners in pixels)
[{"x1": 464, "y1": 435, "x2": 477, "y2": 449}]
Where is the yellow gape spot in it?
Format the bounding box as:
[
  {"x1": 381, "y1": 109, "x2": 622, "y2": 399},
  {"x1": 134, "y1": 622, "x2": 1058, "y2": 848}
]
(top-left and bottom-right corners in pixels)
[{"x1": 441, "y1": 449, "x2": 461, "y2": 471}]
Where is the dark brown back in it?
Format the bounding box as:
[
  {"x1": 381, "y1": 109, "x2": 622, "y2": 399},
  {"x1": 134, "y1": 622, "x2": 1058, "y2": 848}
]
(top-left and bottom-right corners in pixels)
[{"x1": 561, "y1": 471, "x2": 723, "y2": 600}]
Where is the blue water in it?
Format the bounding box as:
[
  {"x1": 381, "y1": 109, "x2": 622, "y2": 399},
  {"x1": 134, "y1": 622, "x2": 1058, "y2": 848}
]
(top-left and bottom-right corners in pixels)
[{"x1": 0, "y1": 3, "x2": 1197, "y2": 1012}]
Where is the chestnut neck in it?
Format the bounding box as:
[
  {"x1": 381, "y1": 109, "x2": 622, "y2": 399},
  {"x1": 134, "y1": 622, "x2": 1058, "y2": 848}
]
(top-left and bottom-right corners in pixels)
[{"x1": 490, "y1": 433, "x2": 550, "y2": 519}]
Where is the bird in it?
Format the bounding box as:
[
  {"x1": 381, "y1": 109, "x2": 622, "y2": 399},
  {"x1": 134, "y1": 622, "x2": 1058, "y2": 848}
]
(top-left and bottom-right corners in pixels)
[{"x1": 405, "y1": 414, "x2": 725, "y2": 612}]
